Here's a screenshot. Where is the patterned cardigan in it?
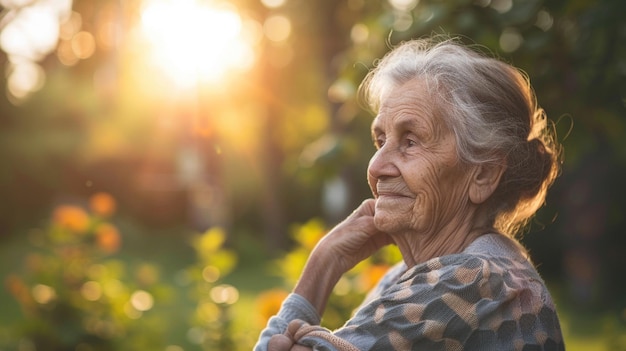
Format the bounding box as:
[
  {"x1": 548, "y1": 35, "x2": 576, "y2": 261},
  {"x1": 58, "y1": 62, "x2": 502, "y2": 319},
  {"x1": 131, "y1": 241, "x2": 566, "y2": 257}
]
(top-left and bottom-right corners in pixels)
[{"x1": 254, "y1": 234, "x2": 565, "y2": 351}]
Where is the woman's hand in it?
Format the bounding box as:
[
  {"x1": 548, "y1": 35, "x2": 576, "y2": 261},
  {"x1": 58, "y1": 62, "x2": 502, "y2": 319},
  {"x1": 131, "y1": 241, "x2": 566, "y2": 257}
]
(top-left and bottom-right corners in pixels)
[
  {"x1": 294, "y1": 199, "x2": 393, "y2": 315},
  {"x1": 314, "y1": 199, "x2": 392, "y2": 273},
  {"x1": 268, "y1": 335, "x2": 311, "y2": 351},
  {"x1": 268, "y1": 320, "x2": 313, "y2": 351}
]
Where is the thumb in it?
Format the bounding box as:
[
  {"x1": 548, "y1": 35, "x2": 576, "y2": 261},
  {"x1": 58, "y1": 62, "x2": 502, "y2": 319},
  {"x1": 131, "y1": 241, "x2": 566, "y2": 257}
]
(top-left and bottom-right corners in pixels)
[{"x1": 268, "y1": 334, "x2": 294, "y2": 351}]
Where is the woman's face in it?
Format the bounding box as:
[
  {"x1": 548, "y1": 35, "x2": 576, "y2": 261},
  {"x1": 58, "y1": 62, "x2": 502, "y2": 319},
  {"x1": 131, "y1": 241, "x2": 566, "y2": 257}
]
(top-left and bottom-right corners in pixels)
[{"x1": 368, "y1": 79, "x2": 473, "y2": 235}]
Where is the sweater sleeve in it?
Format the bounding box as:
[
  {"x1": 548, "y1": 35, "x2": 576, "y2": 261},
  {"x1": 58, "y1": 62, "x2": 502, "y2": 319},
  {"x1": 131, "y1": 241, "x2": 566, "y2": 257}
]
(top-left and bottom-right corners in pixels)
[{"x1": 253, "y1": 293, "x2": 321, "y2": 351}]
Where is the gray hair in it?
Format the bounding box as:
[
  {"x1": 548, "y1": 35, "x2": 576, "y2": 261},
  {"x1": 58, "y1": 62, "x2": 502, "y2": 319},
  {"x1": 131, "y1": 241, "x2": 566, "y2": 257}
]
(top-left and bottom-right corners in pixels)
[{"x1": 359, "y1": 37, "x2": 561, "y2": 236}]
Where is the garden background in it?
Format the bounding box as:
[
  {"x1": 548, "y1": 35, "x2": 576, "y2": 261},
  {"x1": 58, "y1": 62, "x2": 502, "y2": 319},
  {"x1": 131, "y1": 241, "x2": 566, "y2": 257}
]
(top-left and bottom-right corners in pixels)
[{"x1": 0, "y1": 0, "x2": 625, "y2": 350}]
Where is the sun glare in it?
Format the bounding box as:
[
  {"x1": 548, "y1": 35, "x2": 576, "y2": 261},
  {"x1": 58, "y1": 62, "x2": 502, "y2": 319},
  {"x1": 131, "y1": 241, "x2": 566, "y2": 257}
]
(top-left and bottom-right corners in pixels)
[{"x1": 140, "y1": 0, "x2": 256, "y2": 89}]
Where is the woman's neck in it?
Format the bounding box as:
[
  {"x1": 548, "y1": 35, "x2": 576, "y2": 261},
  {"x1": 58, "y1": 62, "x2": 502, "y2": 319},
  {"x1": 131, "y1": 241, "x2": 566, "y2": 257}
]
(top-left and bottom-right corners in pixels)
[{"x1": 394, "y1": 217, "x2": 491, "y2": 268}]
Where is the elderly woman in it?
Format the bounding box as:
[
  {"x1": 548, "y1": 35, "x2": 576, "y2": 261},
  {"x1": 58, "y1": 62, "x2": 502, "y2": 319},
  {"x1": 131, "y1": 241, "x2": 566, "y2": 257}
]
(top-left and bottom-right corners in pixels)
[{"x1": 255, "y1": 38, "x2": 565, "y2": 351}]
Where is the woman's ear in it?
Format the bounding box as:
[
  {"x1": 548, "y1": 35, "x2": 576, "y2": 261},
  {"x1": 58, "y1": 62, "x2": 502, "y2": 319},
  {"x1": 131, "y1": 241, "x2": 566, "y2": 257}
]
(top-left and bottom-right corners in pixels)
[{"x1": 468, "y1": 163, "x2": 506, "y2": 205}]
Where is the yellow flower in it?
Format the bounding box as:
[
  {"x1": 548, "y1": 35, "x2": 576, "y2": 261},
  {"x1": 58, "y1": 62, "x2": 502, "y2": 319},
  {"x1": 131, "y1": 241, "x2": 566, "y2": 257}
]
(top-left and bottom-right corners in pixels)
[
  {"x1": 89, "y1": 192, "x2": 117, "y2": 218},
  {"x1": 292, "y1": 219, "x2": 326, "y2": 251},
  {"x1": 95, "y1": 223, "x2": 121, "y2": 254},
  {"x1": 256, "y1": 289, "x2": 289, "y2": 325},
  {"x1": 53, "y1": 205, "x2": 90, "y2": 233}
]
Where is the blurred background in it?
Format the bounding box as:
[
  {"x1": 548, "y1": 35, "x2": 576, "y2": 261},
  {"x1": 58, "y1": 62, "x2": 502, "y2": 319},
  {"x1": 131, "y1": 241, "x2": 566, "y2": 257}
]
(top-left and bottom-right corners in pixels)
[{"x1": 0, "y1": 0, "x2": 624, "y2": 350}]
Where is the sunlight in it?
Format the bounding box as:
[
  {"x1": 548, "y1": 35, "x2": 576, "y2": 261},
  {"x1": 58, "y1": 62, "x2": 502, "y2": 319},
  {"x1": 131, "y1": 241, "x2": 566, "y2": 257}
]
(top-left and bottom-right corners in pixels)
[
  {"x1": 139, "y1": 0, "x2": 256, "y2": 89},
  {"x1": 0, "y1": 0, "x2": 72, "y2": 102}
]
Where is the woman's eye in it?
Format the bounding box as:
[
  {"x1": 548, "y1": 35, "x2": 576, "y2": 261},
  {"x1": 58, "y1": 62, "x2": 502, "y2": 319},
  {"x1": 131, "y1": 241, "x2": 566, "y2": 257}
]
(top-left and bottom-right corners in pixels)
[
  {"x1": 406, "y1": 138, "x2": 417, "y2": 147},
  {"x1": 374, "y1": 137, "x2": 385, "y2": 148}
]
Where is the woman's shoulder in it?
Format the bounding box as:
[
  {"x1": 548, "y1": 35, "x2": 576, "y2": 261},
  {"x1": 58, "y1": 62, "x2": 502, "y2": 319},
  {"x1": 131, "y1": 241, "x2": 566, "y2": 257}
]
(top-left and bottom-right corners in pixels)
[
  {"x1": 408, "y1": 233, "x2": 537, "y2": 278},
  {"x1": 464, "y1": 233, "x2": 531, "y2": 262},
  {"x1": 391, "y1": 234, "x2": 550, "y2": 302},
  {"x1": 371, "y1": 234, "x2": 552, "y2": 307},
  {"x1": 349, "y1": 235, "x2": 564, "y2": 349}
]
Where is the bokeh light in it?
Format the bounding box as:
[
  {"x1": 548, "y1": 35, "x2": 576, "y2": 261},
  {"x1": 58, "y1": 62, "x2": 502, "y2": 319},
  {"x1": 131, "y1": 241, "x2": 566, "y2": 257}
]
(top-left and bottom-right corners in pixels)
[
  {"x1": 263, "y1": 15, "x2": 291, "y2": 42},
  {"x1": 350, "y1": 23, "x2": 369, "y2": 44},
  {"x1": 261, "y1": 0, "x2": 286, "y2": 9},
  {"x1": 202, "y1": 265, "x2": 221, "y2": 283},
  {"x1": 32, "y1": 284, "x2": 56, "y2": 304},
  {"x1": 59, "y1": 11, "x2": 82, "y2": 41},
  {"x1": 499, "y1": 27, "x2": 523, "y2": 53},
  {"x1": 71, "y1": 31, "x2": 96, "y2": 59},
  {"x1": 388, "y1": 0, "x2": 418, "y2": 12},
  {"x1": 209, "y1": 284, "x2": 239, "y2": 304},
  {"x1": 490, "y1": 0, "x2": 513, "y2": 13},
  {"x1": 0, "y1": 6, "x2": 60, "y2": 61},
  {"x1": 535, "y1": 10, "x2": 554, "y2": 32},
  {"x1": 139, "y1": 0, "x2": 256, "y2": 89},
  {"x1": 6, "y1": 61, "x2": 45, "y2": 99},
  {"x1": 80, "y1": 281, "x2": 103, "y2": 301},
  {"x1": 0, "y1": 0, "x2": 72, "y2": 102},
  {"x1": 130, "y1": 289, "x2": 154, "y2": 311}
]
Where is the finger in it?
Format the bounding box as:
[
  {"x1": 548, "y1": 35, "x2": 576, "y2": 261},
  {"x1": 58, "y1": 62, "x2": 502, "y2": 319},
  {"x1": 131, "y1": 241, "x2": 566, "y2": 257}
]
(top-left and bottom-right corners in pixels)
[
  {"x1": 361, "y1": 198, "x2": 376, "y2": 216},
  {"x1": 351, "y1": 199, "x2": 376, "y2": 217},
  {"x1": 290, "y1": 345, "x2": 313, "y2": 351},
  {"x1": 268, "y1": 334, "x2": 294, "y2": 351},
  {"x1": 286, "y1": 319, "x2": 308, "y2": 338}
]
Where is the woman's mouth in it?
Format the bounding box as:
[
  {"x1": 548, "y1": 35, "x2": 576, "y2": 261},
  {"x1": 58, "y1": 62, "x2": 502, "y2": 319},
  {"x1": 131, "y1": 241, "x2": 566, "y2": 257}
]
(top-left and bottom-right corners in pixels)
[{"x1": 376, "y1": 183, "x2": 414, "y2": 199}]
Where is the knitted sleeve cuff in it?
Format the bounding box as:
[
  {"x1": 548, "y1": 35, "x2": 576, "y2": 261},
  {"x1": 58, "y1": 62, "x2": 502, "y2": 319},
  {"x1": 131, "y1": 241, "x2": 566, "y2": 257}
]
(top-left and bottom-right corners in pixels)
[{"x1": 278, "y1": 293, "x2": 321, "y2": 326}]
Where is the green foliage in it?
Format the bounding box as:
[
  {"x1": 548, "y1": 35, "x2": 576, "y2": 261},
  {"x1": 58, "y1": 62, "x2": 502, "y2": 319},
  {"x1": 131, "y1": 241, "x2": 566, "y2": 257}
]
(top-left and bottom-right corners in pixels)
[
  {"x1": 3, "y1": 196, "x2": 165, "y2": 350},
  {"x1": 2, "y1": 195, "x2": 240, "y2": 351},
  {"x1": 185, "y1": 227, "x2": 242, "y2": 350}
]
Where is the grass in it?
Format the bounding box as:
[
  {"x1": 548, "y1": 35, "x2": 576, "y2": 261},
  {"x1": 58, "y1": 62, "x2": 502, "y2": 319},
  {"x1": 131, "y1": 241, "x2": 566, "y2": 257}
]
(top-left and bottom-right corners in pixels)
[{"x1": 559, "y1": 308, "x2": 626, "y2": 351}]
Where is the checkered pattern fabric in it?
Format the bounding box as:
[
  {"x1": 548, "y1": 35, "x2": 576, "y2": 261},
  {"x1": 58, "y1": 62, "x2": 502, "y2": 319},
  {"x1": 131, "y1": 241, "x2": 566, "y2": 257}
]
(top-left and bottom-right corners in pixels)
[{"x1": 255, "y1": 234, "x2": 565, "y2": 351}]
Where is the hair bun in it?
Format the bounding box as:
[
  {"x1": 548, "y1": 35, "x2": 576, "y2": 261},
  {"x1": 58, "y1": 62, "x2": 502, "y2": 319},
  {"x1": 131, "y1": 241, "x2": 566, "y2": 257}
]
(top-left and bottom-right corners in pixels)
[
  {"x1": 520, "y1": 138, "x2": 554, "y2": 199},
  {"x1": 529, "y1": 137, "x2": 546, "y2": 155}
]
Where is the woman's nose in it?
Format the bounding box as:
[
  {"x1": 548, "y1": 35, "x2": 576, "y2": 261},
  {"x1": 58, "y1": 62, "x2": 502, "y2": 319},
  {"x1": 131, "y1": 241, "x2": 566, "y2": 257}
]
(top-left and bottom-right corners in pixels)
[{"x1": 367, "y1": 145, "x2": 399, "y2": 180}]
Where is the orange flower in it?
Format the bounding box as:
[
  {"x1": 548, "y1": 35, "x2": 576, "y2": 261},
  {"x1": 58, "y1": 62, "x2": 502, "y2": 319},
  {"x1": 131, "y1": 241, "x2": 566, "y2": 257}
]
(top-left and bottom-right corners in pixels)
[
  {"x1": 89, "y1": 192, "x2": 116, "y2": 218},
  {"x1": 256, "y1": 289, "x2": 289, "y2": 324},
  {"x1": 53, "y1": 205, "x2": 90, "y2": 233},
  {"x1": 358, "y1": 264, "x2": 390, "y2": 292},
  {"x1": 4, "y1": 274, "x2": 33, "y2": 307},
  {"x1": 95, "y1": 223, "x2": 121, "y2": 254}
]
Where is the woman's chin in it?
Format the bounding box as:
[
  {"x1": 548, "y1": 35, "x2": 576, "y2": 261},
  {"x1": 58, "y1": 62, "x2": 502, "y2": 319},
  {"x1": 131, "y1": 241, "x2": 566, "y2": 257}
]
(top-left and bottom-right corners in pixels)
[{"x1": 373, "y1": 211, "x2": 403, "y2": 233}]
